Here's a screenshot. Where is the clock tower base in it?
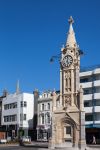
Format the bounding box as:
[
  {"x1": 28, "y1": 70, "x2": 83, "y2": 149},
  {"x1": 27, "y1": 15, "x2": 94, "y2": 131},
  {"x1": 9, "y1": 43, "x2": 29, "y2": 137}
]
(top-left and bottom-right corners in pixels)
[{"x1": 49, "y1": 16, "x2": 86, "y2": 150}]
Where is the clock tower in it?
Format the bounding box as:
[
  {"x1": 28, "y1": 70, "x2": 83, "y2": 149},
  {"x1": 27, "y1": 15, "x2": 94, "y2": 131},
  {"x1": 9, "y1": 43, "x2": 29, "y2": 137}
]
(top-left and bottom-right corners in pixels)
[
  {"x1": 50, "y1": 17, "x2": 86, "y2": 149},
  {"x1": 60, "y1": 16, "x2": 80, "y2": 111}
]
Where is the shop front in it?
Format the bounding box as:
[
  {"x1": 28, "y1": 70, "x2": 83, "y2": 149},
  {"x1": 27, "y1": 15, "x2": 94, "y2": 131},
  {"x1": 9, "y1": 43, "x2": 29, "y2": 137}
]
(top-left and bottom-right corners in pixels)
[
  {"x1": 37, "y1": 125, "x2": 51, "y2": 141},
  {"x1": 86, "y1": 124, "x2": 100, "y2": 144}
]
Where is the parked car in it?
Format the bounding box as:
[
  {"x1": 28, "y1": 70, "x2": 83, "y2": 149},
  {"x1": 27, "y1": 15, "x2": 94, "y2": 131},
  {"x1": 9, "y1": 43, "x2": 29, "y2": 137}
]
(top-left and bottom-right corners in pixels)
[
  {"x1": 0, "y1": 139, "x2": 7, "y2": 144},
  {"x1": 21, "y1": 136, "x2": 31, "y2": 142}
]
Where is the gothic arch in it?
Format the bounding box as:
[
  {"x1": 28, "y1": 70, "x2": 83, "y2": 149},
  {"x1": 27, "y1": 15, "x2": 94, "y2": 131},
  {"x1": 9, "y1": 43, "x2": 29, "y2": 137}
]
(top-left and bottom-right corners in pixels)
[
  {"x1": 61, "y1": 113, "x2": 78, "y2": 129},
  {"x1": 61, "y1": 113, "x2": 79, "y2": 146}
]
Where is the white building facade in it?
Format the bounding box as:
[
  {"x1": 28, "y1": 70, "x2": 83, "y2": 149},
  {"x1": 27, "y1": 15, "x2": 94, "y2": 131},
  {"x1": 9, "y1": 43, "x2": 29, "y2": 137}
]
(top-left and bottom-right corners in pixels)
[
  {"x1": 37, "y1": 91, "x2": 52, "y2": 141},
  {"x1": 80, "y1": 66, "x2": 100, "y2": 144},
  {"x1": 1, "y1": 92, "x2": 34, "y2": 138}
]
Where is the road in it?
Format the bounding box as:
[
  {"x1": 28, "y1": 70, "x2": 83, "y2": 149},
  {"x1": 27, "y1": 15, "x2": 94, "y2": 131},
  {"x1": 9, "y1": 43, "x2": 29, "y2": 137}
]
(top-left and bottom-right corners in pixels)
[
  {"x1": 0, "y1": 146, "x2": 47, "y2": 150},
  {"x1": 0, "y1": 145, "x2": 100, "y2": 150}
]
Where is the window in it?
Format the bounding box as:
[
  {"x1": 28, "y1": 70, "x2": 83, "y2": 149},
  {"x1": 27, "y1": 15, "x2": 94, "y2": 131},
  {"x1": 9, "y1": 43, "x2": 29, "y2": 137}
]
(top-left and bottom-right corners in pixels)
[
  {"x1": 84, "y1": 100, "x2": 100, "y2": 107},
  {"x1": 94, "y1": 87, "x2": 100, "y2": 93},
  {"x1": 41, "y1": 114, "x2": 44, "y2": 124},
  {"x1": 4, "y1": 116, "x2": 6, "y2": 122},
  {"x1": 85, "y1": 114, "x2": 93, "y2": 121},
  {"x1": 13, "y1": 102, "x2": 17, "y2": 108},
  {"x1": 20, "y1": 101, "x2": 27, "y2": 107},
  {"x1": 84, "y1": 89, "x2": 89, "y2": 95},
  {"x1": 47, "y1": 113, "x2": 50, "y2": 124},
  {"x1": 95, "y1": 100, "x2": 100, "y2": 106},
  {"x1": 4, "y1": 105, "x2": 7, "y2": 110},
  {"x1": 84, "y1": 88, "x2": 92, "y2": 95},
  {"x1": 4, "y1": 115, "x2": 17, "y2": 122},
  {"x1": 9, "y1": 104, "x2": 12, "y2": 109},
  {"x1": 12, "y1": 115, "x2": 16, "y2": 121},
  {"x1": 94, "y1": 74, "x2": 100, "y2": 80},
  {"x1": 42, "y1": 104, "x2": 44, "y2": 111},
  {"x1": 84, "y1": 101, "x2": 89, "y2": 107},
  {"x1": 80, "y1": 78, "x2": 89, "y2": 83},
  {"x1": 24, "y1": 114, "x2": 26, "y2": 120},
  {"x1": 24, "y1": 101, "x2": 27, "y2": 107},
  {"x1": 21, "y1": 101, "x2": 23, "y2": 107},
  {"x1": 6, "y1": 116, "x2": 9, "y2": 122},
  {"x1": 4, "y1": 102, "x2": 17, "y2": 110},
  {"x1": 20, "y1": 114, "x2": 27, "y2": 121},
  {"x1": 47, "y1": 103, "x2": 50, "y2": 110},
  {"x1": 9, "y1": 116, "x2": 12, "y2": 122},
  {"x1": 66, "y1": 126, "x2": 71, "y2": 134},
  {"x1": 94, "y1": 113, "x2": 100, "y2": 121},
  {"x1": 84, "y1": 101, "x2": 92, "y2": 107}
]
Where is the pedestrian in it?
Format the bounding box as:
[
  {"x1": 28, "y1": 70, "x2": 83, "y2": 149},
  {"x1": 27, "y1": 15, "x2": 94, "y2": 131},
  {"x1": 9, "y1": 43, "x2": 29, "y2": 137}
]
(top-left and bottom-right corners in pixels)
[{"x1": 92, "y1": 135, "x2": 96, "y2": 144}]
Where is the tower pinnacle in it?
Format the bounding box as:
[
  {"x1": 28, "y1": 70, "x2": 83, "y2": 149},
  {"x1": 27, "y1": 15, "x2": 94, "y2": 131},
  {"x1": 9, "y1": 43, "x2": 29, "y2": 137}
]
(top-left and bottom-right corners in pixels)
[
  {"x1": 16, "y1": 80, "x2": 20, "y2": 94},
  {"x1": 68, "y1": 16, "x2": 74, "y2": 24},
  {"x1": 66, "y1": 16, "x2": 77, "y2": 48}
]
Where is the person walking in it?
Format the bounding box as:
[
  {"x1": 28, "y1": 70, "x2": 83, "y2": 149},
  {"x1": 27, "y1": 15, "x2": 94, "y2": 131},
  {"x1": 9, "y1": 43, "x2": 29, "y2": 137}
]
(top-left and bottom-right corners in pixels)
[{"x1": 92, "y1": 135, "x2": 96, "y2": 144}]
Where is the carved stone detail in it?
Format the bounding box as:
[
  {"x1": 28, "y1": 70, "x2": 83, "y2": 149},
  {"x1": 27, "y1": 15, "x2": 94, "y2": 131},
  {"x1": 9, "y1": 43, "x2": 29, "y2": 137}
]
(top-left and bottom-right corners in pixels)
[
  {"x1": 64, "y1": 95, "x2": 71, "y2": 108},
  {"x1": 65, "y1": 71, "x2": 71, "y2": 92}
]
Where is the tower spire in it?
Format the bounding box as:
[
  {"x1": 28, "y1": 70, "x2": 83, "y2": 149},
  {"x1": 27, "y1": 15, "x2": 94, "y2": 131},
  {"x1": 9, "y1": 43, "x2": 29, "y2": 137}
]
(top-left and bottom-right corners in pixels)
[
  {"x1": 16, "y1": 80, "x2": 20, "y2": 94},
  {"x1": 66, "y1": 16, "x2": 77, "y2": 48}
]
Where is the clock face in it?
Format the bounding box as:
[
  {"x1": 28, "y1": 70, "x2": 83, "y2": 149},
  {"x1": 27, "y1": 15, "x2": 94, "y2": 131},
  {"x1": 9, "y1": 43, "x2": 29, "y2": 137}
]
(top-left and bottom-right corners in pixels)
[{"x1": 61, "y1": 55, "x2": 73, "y2": 67}]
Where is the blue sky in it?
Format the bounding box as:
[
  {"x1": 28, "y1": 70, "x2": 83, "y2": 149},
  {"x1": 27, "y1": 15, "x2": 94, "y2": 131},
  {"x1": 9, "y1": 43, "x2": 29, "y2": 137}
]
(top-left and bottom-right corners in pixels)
[{"x1": 0, "y1": 0, "x2": 100, "y2": 94}]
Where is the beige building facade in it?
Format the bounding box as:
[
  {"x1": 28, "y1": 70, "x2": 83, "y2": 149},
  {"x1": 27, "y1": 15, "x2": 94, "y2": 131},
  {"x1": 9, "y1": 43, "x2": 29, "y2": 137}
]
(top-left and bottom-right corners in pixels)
[{"x1": 50, "y1": 17, "x2": 86, "y2": 149}]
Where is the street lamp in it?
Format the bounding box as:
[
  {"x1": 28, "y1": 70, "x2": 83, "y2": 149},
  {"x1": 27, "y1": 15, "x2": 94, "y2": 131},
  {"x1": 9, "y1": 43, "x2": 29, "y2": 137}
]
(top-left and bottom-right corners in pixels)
[
  {"x1": 50, "y1": 48, "x2": 84, "y2": 63},
  {"x1": 50, "y1": 53, "x2": 61, "y2": 63}
]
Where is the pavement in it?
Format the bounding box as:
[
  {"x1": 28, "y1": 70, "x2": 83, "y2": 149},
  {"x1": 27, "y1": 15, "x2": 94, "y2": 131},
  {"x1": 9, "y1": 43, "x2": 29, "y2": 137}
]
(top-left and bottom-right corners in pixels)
[
  {"x1": 19, "y1": 142, "x2": 100, "y2": 150},
  {"x1": 0, "y1": 142, "x2": 100, "y2": 150},
  {"x1": 24, "y1": 141, "x2": 48, "y2": 148}
]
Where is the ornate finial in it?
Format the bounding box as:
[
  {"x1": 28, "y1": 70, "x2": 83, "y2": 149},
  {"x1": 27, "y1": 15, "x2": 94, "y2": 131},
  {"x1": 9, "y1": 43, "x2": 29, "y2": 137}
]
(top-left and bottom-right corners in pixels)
[
  {"x1": 80, "y1": 85, "x2": 83, "y2": 93},
  {"x1": 68, "y1": 16, "x2": 74, "y2": 24},
  {"x1": 3, "y1": 88, "x2": 8, "y2": 97}
]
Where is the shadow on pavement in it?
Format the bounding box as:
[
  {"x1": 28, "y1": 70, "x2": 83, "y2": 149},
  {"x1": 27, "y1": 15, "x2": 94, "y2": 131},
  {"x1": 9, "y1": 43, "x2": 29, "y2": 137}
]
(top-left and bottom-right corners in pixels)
[{"x1": 19, "y1": 140, "x2": 48, "y2": 148}]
